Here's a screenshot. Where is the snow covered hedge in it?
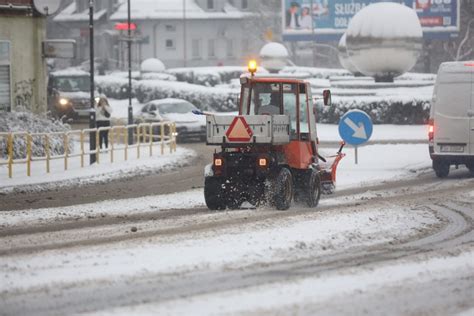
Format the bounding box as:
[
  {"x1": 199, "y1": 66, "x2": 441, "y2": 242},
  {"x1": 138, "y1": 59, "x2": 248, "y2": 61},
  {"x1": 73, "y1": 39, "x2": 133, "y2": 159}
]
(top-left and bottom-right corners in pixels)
[
  {"x1": 95, "y1": 75, "x2": 138, "y2": 99},
  {"x1": 135, "y1": 80, "x2": 239, "y2": 111},
  {"x1": 95, "y1": 73, "x2": 177, "y2": 99},
  {"x1": 281, "y1": 66, "x2": 352, "y2": 79},
  {"x1": 0, "y1": 110, "x2": 72, "y2": 159},
  {"x1": 317, "y1": 97, "x2": 431, "y2": 124},
  {"x1": 166, "y1": 67, "x2": 246, "y2": 87}
]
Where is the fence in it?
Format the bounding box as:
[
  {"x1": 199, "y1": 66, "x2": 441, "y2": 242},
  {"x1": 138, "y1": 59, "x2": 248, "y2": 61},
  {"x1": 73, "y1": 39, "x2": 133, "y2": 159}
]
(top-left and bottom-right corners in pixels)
[{"x1": 0, "y1": 122, "x2": 177, "y2": 179}]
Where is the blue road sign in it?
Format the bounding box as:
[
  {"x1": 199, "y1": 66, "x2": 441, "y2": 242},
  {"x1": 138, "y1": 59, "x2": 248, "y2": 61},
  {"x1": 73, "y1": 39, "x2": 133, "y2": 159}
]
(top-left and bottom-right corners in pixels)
[{"x1": 338, "y1": 110, "x2": 373, "y2": 146}]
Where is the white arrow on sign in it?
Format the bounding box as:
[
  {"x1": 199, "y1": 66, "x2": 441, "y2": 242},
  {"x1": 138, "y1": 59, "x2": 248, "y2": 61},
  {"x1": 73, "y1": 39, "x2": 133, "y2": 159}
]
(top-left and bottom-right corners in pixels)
[{"x1": 344, "y1": 117, "x2": 367, "y2": 139}]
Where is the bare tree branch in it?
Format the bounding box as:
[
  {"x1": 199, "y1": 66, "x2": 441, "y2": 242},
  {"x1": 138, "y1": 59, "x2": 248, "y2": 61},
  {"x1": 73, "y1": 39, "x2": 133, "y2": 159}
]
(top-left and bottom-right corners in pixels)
[{"x1": 455, "y1": 18, "x2": 474, "y2": 60}]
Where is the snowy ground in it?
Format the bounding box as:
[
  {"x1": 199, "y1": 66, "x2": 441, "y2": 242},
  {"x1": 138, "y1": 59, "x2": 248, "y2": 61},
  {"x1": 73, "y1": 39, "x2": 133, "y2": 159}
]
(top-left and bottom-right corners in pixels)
[
  {"x1": 1, "y1": 177, "x2": 473, "y2": 315},
  {"x1": 318, "y1": 124, "x2": 427, "y2": 142},
  {"x1": 0, "y1": 146, "x2": 195, "y2": 194},
  {"x1": 92, "y1": 249, "x2": 474, "y2": 316},
  {"x1": 0, "y1": 203, "x2": 440, "y2": 293}
]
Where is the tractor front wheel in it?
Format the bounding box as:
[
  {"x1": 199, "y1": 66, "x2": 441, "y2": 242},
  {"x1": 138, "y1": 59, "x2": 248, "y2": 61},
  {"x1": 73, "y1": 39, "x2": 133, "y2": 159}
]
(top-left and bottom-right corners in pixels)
[
  {"x1": 305, "y1": 169, "x2": 321, "y2": 208},
  {"x1": 204, "y1": 177, "x2": 226, "y2": 210},
  {"x1": 271, "y1": 168, "x2": 293, "y2": 210}
]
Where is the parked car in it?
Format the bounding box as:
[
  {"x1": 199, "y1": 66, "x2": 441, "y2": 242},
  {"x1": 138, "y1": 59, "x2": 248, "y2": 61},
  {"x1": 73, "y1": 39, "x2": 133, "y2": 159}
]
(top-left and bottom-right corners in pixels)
[
  {"x1": 47, "y1": 69, "x2": 94, "y2": 121},
  {"x1": 135, "y1": 98, "x2": 206, "y2": 142},
  {"x1": 429, "y1": 61, "x2": 474, "y2": 177}
]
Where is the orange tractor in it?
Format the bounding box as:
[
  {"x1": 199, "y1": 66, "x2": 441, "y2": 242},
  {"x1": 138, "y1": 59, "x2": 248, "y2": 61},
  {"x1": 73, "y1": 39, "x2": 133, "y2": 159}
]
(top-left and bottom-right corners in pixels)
[{"x1": 200, "y1": 62, "x2": 345, "y2": 210}]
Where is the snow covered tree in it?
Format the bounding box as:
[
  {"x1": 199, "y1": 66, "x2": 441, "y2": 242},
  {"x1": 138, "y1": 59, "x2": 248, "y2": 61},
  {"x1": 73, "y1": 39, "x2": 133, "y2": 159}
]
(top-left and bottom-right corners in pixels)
[
  {"x1": 243, "y1": 0, "x2": 282, "y2": 49},
  {"x1": 442, "y1": 0, "x2": 474, "y2": 61},
  {"x1": 417, "y1": 0, "x2": 474, "y2": 73}
]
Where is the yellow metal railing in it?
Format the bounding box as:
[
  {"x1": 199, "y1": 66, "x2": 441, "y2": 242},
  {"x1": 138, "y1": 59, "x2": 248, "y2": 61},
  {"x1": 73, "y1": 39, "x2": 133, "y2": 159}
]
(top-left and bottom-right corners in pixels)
[{"x1": 0, "y1": 122, "x2": 177, "y2": 179}]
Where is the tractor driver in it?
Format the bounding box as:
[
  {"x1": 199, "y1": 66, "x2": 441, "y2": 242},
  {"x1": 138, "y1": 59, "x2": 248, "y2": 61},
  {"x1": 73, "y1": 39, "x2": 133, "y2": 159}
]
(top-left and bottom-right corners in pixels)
[{"x1": 257, "y1": 92, "x2": 281, "y2": 115}]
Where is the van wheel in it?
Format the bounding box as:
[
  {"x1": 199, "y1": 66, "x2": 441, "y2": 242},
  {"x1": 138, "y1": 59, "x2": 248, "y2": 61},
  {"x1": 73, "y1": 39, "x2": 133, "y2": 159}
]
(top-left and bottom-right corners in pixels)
[
  {"x1": 271, "y1": 168, "x2": 293, "y2": 210},
  {"x1": 433, "y1": 160, "x2": 450, "y2": 178},
  {"x1": 204, "y1": 177, "x2": 226, "y2": 210},
  {"x1": 305, "y1": 169, "x2": 321, "y2": 208}
]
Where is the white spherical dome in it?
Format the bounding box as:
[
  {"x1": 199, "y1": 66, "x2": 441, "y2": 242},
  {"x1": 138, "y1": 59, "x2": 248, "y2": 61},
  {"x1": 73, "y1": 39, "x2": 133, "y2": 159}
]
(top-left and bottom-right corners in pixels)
[
  {"x1": 346, "y1": 3, "x2": 422, "y2": 81},
  {"x1": 140, "y1": 58, "x2": 166, "y2": 73},
  {"x1": 337, "y1": 33, "x2": 359, "y2": 75},
  {"x1": 259, "y1": 42, "x2": 289, "y2": 59},
  {"x1": 259, "y1": 42, "x2": 289, "y2": 73}
]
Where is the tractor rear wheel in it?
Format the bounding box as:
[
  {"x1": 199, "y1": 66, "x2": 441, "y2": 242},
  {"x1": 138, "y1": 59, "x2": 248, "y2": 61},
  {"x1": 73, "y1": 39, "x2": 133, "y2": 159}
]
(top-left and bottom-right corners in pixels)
[
  {"x1": 271, "y1": 168, "x2": 293, "y2": 210},
  {"x1": 305, "y1": 169, "x2": 321, "y2": 208},
  {"x1": 204, "y1": 177, "x2": 226, "y2": 210}
]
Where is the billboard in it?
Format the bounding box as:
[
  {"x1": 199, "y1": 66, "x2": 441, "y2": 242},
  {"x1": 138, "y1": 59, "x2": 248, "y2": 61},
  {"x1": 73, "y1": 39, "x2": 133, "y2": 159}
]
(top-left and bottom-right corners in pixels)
[{"x1": 282, "y1": 0, "x2": 460, "y2": 42}]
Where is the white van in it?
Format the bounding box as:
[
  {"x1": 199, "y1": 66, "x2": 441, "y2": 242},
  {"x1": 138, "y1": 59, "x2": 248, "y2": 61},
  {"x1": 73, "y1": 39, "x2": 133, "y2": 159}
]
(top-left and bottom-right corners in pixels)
[{"x1": 429, "y1": 61, "x2": 474, "y2": 177}]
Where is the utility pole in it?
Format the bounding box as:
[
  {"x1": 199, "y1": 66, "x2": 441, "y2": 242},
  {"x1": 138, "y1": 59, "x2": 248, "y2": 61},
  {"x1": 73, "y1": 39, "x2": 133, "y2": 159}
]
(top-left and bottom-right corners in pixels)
[
  {"x1": 183, "y1": 0, "x2": 187, "y2": 67},
  {"x1": 310, "y1": 0, "x2": 317, "y2": 67},
  {"x1": 89, "y1": 0, "x2": 96, "y2": 164},
  {"x1": 127, "y1": 0, "x2": 133, "y2": 145}
]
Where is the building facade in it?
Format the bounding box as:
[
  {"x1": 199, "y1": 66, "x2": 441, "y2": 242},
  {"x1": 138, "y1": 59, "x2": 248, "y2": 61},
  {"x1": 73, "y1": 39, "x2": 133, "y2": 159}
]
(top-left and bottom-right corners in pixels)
[
  {"x1": 50, "y1": 0, "x2": 261, "y2": 70},
  {"x1": 0, "y1": 0, "x2": 47, "y2": 113}
]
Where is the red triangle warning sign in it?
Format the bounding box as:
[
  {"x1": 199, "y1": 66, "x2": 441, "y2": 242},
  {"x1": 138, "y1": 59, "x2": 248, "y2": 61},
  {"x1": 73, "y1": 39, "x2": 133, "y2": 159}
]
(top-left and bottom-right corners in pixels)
[{"x1": 226, "y1": 116, "x2": 253, "y2": 142}]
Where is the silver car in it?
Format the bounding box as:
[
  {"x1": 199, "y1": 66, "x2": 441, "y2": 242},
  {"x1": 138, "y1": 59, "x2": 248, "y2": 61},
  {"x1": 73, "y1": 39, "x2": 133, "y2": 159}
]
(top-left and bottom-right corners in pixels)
[{"x1": 135, "y1": 98, "x2": 206, "y2": 142}]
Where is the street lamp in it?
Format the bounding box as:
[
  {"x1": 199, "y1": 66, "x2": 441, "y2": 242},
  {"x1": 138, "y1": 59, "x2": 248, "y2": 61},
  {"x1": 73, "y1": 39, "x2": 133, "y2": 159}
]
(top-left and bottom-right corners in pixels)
[
  {"x1": 89, "y1": 0, "x2": 96, "y2": 164},
  {"x1": 127, "y1": 0, "x2": 133, "y2": 145}
]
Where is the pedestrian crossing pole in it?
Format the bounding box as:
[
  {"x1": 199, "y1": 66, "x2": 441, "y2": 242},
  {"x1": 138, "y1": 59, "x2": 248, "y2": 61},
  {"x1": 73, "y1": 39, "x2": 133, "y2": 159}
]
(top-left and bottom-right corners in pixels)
[
  {"x1": 127, "y1": 0, "x2": 134, "y2": 145},
  {"x1": 89, "y1": 0, "x2": 96, "y2": 164}
]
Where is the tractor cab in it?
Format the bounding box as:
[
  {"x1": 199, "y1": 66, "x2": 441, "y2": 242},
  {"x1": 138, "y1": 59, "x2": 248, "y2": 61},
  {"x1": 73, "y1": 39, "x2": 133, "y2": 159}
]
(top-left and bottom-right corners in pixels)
[
  {"x1": 239, "y1": 76, "x2": 317, "y2": 144},
  {"x1": 202, "y1": 61, "x2": 343, "y2": 211}
]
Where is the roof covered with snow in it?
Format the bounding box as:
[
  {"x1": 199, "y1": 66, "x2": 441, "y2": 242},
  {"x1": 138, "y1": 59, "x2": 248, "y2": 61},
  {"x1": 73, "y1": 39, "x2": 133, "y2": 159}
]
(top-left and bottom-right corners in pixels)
[
  {"x1": 346, "y1": 3, "x2": 422, "y2": 39},
  {"x1": 53, "y1": 2, "x2": 107, "y2": 22},
  {"x1": 110, "y1": 0, "x2": 251, "y2": 21}
]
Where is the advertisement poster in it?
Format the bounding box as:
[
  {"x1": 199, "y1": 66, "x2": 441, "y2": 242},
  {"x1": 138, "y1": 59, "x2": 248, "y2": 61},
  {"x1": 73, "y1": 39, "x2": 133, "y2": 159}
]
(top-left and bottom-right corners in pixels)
[{"x1": 282, "y1": 0, "x2": 460, "y2": 42}]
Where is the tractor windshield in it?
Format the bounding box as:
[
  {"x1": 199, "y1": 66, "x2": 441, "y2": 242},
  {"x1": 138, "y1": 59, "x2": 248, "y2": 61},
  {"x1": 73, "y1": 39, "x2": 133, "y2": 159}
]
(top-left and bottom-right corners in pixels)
[
  {"x1": 240, "y1": 82, "x2": 306, "y2": 139},
  {"x1": 241, "y1": 83, "x2": 282, "y2": 115}
]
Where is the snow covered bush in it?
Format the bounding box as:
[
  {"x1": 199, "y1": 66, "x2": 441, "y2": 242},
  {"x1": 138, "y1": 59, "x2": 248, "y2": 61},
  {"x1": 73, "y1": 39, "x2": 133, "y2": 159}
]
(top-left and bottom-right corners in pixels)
[
  {"x1": 135, "y1": 80, "x2": 239, "y2": 112},
  {"x1": 0, "y1": 110, "x2": 72, "y2": 160},
  {"x1": 140, "y1": 72, "x2": 177, "y2": 81},
  {"x1": 95, "y1": 75, "x2": 138, "y2": 99},
  {"x1": 281, "y1": 66, "x2": 352, "y2": 79},
  {"x1": 317, "y1": 98, "x2": 431, "y2": 124},
  {"x1": 166, "y1": 67, "x2": 246, "y2": 87}
]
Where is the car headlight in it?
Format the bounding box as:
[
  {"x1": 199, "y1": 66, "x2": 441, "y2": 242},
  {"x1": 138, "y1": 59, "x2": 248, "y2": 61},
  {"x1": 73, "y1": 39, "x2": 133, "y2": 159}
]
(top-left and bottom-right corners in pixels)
[{"x1": 59, "y1": 98, "x2": 69, "y2": 106}]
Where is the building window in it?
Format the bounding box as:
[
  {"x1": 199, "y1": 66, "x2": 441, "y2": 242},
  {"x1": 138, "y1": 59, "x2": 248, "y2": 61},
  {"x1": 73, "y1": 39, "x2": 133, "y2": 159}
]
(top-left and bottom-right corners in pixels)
[
  {"x1": 165, "y1": 39, "x2": 175, "y2": 49},
  {"x1": 165, "y1": 25, "x2": 176, "y2": 32},
  {"x1": 208, "y1": 39, "x2": 216, "y2": 58},
  {"x1": 192, "y1": 39, "x2": 201, "y2": 59},
  {"x1": 226, "y1": 39, "x2": 234, "y2": 57},
  {"x1": 242, "y1": 0, "x2": 248, "y2": 9},
  {"x1": 0, "y1": 41, "x2": 11, "y2": 112},
  {"x1": 207, "y1": 0, "x2": 214, "y2": 10}
]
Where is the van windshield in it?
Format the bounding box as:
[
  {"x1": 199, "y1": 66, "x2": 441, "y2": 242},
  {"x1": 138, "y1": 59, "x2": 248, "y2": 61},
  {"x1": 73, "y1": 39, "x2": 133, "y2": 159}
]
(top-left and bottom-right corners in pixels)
[{"x1": 53, "y1": 76, "x2": 91, "y2": 92}]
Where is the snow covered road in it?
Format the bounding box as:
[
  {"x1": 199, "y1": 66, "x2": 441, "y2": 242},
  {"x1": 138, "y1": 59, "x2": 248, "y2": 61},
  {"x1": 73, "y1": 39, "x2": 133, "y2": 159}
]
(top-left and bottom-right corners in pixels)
[{"x1": 0, "y1": 173, "x2": 473, "y2": 315}]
